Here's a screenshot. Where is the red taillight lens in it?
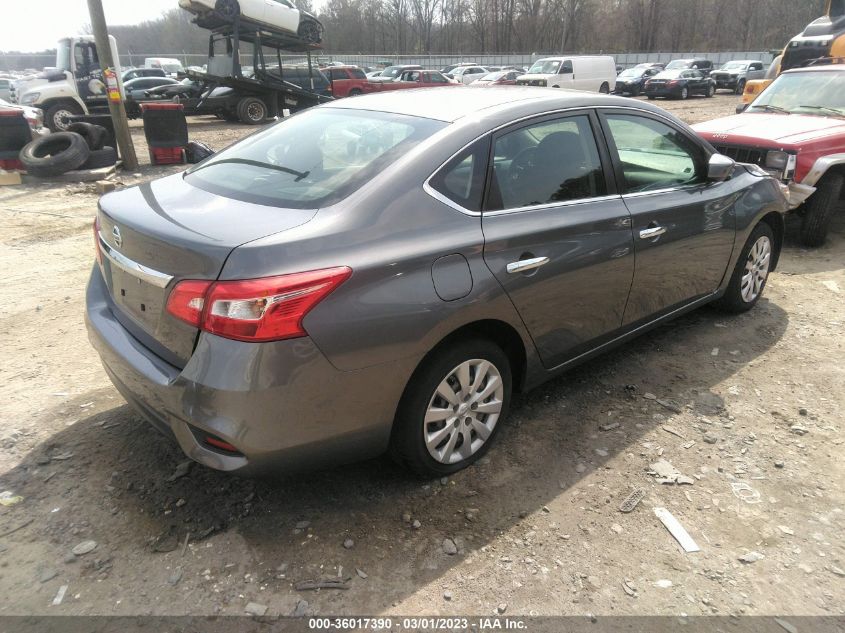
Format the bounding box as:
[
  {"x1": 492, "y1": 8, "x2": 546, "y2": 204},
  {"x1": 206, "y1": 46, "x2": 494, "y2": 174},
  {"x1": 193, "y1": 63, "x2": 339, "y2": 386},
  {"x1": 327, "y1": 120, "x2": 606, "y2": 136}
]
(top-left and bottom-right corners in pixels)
[
  {"x1": 166, "y1": 279, "x2": 212, "y2": 328},
  {"x1": 93, "y1": 217, "x2": 103, "y2": 267},
  {"x1": 166, "y1": 267, "x2": 351, "y2": 342},
  {"x1": 669, "y1": 80, "x2": 680, "y2": 86}
]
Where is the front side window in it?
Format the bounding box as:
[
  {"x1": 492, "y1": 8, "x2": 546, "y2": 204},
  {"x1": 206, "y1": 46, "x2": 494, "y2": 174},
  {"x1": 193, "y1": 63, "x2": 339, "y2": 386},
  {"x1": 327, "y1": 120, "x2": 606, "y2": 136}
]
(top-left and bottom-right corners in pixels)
[
  {"x1": 488, "y1": 115, "x2": 606, "y2": 211},
  {"x1": 561, "y1": 60, "x2": 574, "y2": 74},
  {"x1": 185, "y1": 109, "x2": 445, "y2": 209},
  {"x1": 604, "y1": 114, "x2": 703, "y2": 193}
]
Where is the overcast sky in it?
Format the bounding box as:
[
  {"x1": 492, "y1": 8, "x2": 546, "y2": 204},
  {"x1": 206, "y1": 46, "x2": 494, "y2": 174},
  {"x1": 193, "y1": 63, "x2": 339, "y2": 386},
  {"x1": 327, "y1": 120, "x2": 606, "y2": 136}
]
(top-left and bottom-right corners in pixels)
[{"x1": 1, "y1": 0, "x2": 188, "y2": 52}]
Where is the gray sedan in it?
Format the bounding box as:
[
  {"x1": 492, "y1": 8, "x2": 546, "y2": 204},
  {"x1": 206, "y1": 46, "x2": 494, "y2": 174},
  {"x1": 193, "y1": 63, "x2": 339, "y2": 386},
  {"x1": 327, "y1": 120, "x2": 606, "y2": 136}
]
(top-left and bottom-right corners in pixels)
[{"x1": 85, "y1": 88, "x2": 788, "y2": 477}]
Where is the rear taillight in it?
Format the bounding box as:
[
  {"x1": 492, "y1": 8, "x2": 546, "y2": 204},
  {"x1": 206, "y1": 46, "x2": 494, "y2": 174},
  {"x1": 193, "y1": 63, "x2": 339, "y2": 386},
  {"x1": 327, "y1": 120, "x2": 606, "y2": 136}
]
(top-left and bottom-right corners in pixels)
[
  {"x1": 93, "y1": 217, "x2": 103, "y2": 267},
  {"x1": 669, "y1": 80, "x2": 680, "y2": 86},
  {"x1": 166, "y1": 267, "x2": 352, "y2": 342},
  {"x1": 166, "y1": 279, "x2": 212, "y2": 328}
]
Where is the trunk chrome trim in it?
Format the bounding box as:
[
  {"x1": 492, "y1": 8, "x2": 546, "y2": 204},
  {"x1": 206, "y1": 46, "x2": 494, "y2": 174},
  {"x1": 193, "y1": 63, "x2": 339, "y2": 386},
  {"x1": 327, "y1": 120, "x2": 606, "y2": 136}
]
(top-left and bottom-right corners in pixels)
[{"x1": 98, "y1": 232, "x2": 174, "y2": 289}]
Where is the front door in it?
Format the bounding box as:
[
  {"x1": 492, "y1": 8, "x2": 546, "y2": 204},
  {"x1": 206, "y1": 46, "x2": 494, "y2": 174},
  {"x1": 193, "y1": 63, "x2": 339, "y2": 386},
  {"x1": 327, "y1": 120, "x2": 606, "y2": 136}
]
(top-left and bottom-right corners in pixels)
[
  {"x1": 480, "y1": 111, "x2": 635, "y2": 368},
  {"x1": 599, "y1": 110, "x2": 737, "y2": 326}
]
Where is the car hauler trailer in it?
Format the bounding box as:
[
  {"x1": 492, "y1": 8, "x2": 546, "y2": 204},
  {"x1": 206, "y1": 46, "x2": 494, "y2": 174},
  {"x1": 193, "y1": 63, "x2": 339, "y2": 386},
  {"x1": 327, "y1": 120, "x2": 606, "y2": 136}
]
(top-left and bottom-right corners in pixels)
[{"x1": 126, "y1": 12, "x2": 332, "y2": 123}]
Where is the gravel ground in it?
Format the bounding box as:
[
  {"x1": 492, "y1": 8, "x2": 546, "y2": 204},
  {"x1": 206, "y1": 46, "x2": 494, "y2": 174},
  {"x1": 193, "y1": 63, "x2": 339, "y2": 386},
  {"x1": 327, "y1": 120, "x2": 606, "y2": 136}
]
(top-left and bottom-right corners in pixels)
[{"x1": 0, "y1": 93, "x2": 844, "y2": 619}]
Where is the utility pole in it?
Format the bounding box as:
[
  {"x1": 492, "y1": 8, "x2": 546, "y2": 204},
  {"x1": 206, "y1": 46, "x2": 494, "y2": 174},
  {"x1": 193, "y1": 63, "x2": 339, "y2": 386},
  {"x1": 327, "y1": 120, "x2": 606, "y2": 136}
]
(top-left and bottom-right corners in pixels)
[{"x1": 87, "y1": 0, "x2": 139, "y2": 170}]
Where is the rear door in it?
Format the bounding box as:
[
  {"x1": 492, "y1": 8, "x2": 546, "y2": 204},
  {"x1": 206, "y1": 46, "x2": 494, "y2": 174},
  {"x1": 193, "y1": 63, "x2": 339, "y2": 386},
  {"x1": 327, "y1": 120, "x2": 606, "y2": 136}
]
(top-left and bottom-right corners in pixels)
[
  {"x1": 480, "y1": 110, "x2": 635, "y2": 368},
  {"x1": 263, "y1": 0, "x2": 299, "y2": 31},
  {"x1": 598, "y1": 110, "x2": 736, "y2": 326}
]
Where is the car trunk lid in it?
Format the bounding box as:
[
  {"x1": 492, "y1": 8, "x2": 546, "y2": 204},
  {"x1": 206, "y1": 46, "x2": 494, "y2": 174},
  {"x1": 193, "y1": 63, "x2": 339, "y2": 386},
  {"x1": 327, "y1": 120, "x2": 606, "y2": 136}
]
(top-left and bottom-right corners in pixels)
[{"x1": 96, "y1": 173, "x2": 317, "y2": 366}]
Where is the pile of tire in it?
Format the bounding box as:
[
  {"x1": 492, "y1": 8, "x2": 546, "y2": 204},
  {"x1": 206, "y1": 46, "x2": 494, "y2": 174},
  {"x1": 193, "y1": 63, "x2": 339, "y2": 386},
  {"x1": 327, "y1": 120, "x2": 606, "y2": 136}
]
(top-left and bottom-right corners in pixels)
[{"x1": 20, "y1": 122, "x2": 116, "y2": 178}]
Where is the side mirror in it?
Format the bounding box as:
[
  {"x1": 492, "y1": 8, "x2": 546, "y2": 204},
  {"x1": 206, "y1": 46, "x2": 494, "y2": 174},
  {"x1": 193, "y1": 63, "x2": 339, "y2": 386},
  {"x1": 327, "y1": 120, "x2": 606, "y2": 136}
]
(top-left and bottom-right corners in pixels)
[
  {"x1": 708, "y1": 153, "x2": 735, "y2": 181},
  {"x1": 735, "y1": 102, "x2": 749, "y2": 114}
]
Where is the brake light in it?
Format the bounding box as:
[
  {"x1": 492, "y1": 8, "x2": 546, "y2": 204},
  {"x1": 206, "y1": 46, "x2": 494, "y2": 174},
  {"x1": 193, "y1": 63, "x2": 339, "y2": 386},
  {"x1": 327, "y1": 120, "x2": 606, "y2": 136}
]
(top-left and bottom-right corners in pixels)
[
  {"x1": 93, "y1": 217, "x2": 103, "y2": 267},
  {"x1": 669, "y1": 80, "x2": 680, "y2": 86},
  {"x1": 166, "y1": 279, "x2": 212, "y2": 327},
  {"x1": 166, "y1": 267, "x2": 352, "y2": 342}
]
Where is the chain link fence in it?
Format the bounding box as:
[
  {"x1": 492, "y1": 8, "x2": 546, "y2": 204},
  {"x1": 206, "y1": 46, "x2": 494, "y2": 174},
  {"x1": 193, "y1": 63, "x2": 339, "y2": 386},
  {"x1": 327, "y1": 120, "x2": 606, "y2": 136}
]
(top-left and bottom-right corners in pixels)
[{"x1": 2, "y1": 50, "x2": 774, "y2": 74}]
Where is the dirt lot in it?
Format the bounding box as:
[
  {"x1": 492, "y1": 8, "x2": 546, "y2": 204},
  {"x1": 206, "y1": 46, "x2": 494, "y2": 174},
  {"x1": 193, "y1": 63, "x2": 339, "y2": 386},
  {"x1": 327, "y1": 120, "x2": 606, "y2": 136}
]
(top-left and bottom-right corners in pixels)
[{"x1": 1, "y1": 94, "x2": 844, "y2": 620}]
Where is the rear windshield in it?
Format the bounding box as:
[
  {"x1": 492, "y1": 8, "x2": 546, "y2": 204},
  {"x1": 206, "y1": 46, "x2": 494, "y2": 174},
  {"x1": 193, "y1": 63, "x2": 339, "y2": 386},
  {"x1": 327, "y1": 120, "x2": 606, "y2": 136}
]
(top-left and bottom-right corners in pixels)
[{"x1": 185, "y1": 108, "x2": 446, "y2": 209}]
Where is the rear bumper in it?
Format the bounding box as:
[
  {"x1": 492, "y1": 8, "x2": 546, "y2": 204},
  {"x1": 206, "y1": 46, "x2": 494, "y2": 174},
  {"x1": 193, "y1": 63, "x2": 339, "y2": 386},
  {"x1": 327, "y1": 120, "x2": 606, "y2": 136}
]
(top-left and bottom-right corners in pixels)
[
  {"x1": 644, "y1": 86, "x2": 679, "y2": 97},
  {"x1": 85, "y1": 266, "x2": 409, "y2": 474}
]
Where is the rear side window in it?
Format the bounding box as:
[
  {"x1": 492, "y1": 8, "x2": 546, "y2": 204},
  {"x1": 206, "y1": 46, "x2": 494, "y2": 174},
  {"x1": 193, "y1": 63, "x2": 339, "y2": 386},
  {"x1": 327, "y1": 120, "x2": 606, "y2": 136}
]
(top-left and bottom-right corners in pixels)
[
  {"x1": 429, "y1": 138, "x2": 490, "y2": 212},
  {"x1": 351, "y1": 69, "x2": 367, "y2": 79},
  {"x1": 185, "y1": 109, "x2": 446, "y2": 209}
]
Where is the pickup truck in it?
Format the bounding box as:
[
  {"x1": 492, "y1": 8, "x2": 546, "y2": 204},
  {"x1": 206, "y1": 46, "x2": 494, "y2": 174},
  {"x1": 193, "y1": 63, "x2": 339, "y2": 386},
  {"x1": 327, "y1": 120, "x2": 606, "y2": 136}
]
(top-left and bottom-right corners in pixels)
[
  {"x1": 693, "y1": 63, "x2": 845, "y2": 246},
  {"x1": 329, "y1": 68, "x2": 462, "y2": 98}
]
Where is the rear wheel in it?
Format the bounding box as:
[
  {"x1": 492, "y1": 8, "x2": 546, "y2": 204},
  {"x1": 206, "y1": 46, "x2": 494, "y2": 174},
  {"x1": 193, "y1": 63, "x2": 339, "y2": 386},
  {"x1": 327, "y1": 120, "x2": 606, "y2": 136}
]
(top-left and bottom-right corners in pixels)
[
  {"x1": 599, "y1": 82, "x2": 610, "y2": 94},
  {"x1": 390, "y1": 339, "x2": 512, "y2": 477},
  {"x1": 237, "y1": 97, "x2": 267, "y2": 125},
  {"x1": 800, "y1": 173, "x2": 844, "y2": 247},
  {"x1": 348, "y1": 88, "x2": 362, "y2": 97},
  {"x1": 707, "y1": 83, "x2": 716, "y2": 97},
  {"x1": 735, "y1": 79, "x2": 746, "y2": 95},
  {"x1": 714, "y1": 222, "x2": 775, "y2": 313},
  {"x1": 679, "y1": 86, "x2": 689, "y2": 100}
]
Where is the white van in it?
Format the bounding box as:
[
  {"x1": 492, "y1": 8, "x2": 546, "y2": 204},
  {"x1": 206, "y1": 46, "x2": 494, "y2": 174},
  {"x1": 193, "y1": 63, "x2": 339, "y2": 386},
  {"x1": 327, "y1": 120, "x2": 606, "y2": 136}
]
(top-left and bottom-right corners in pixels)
[
  {"x1": 144, "y1": 57, "x2": 185, "y2": 78},
  {"x1": 516, "y1": 56, "x2": 616, "y2": 93}
]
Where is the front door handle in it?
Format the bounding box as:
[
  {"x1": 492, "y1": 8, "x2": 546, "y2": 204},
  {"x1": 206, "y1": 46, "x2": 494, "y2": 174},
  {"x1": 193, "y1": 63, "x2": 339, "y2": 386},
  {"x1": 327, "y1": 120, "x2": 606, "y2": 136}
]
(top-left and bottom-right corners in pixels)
[
  {"x1": 639, "y1": 225, "x2": 667, "y2": 240},
  {"x1": 507, "y1": 256, "x2": 550, "y2": 274}
]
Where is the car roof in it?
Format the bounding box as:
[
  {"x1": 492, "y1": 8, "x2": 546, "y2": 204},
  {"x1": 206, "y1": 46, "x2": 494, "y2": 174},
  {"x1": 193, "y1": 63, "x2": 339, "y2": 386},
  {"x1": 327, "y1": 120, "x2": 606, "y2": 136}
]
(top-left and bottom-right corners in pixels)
[
  {"x1": 323, "y1": 86, "x2": 672, "y2": 123},
  {"x1": 782, "y1": 63, "x2": 845, "y2": 74}
]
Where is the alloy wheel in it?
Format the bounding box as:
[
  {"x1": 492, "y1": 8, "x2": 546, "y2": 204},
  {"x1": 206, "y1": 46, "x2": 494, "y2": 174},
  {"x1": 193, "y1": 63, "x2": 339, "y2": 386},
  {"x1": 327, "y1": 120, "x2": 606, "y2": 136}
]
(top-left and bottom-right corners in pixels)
[
  {"x1": 424, "y1": 359, "x2": 504, "y2": 465},
  {"x1": 741, "y1": 235, "x2": 771, "y2": 303}
]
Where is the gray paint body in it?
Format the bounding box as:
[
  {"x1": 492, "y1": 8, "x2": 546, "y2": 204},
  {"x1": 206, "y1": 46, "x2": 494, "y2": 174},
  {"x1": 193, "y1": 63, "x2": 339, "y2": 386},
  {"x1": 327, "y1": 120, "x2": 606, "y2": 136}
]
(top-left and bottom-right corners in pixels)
[{"x1": 85, "y1": 87, "x2": 787, "y2": 473}]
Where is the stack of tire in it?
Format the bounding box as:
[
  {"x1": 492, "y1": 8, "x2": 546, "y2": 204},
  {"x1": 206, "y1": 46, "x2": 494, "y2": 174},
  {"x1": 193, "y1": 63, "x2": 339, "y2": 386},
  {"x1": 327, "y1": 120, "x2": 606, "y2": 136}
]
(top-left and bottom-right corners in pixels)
[{"x1": 20, "y1": 122, "x2": 117, "y2": 177}]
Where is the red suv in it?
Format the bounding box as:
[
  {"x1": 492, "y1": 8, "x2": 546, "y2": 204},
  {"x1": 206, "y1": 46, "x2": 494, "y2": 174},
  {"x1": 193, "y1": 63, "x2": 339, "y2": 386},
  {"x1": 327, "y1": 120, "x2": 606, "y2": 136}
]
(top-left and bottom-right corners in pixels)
[
  {"x1": 693, "y1": 64, "x2": 845, "y2": 246},
  {"x1": 324, "y1": 66, "x2": 374, "y2": 98}
]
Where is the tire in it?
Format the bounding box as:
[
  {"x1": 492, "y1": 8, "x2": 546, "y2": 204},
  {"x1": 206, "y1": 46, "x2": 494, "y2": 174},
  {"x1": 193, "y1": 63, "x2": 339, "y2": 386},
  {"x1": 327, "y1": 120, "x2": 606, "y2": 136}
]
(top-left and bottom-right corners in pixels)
[
  {"x1": 66, "y1": 122, "x2": 107, "y2": 151},
  {"x1": 707, "y1": 83, "x2": 716, "y2": 98},
  {"x1": 799, "y1": 173, "x2": 844, "y2": 247},
  {"x1": 389, "y1": 339, "x2": 512, "y2": 477},
  {"x1": 735, "y1": 80, "x2": 746, "y2": 96},
  {"x1": 81, "y1": 146, "x2": 117, "y2": 170},
  {"x1": 631, "y1": 84, "x2": 641, "y2": 97},
  {"x1": 237, "y1": 97, "x2": 267, "y2": 125},
  {"x1": 44, "y1": 101, "x2": 83, "y2": 132},
  {"x1": 297, "y1": 17, "x2": 323, "y2": 44},
  {"x1": 680, "y1": 87, "x2": 689, "y2": 100},
  {"x1": 20, "y1": 132, "x2": 90, "y2": 177},
  {"x1": 599, "y1": 82, "x2": 610, "y2": 94},
  {"x1": 348, "y1": 88, "x2": 362, "y2": 97},
  {"x1": 714, "y1": 222, "x2": 775, "y2": 313},
  {"x1": 646, "y1": 95, "x2": 655, "y2": 100},
  {"x1": 214, "y1": 0, "x2": 240, "y2": 21}
]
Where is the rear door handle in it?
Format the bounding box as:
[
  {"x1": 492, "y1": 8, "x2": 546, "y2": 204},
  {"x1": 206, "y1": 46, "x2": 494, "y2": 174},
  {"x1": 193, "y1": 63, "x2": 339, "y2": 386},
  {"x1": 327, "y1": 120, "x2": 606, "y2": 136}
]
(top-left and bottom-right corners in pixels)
[
  {"x1": 507, "y1": 256, "x2": 550, "y2": 274},
  {"x1": 639, "y1": 226, "x2": 667, "y2": 239}
]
